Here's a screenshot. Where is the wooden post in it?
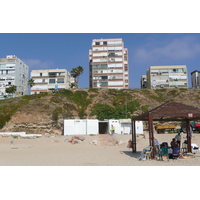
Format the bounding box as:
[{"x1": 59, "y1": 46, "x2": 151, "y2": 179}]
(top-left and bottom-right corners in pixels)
[
  {"x1": 186, "y1": 119, "x2": 192, "y2": 153},
  {"x1": 132, "y1": 119, "x2": 137, "y2": 152},
  {"x1": 148, "y1": 113, "x2": 155, "y2": 159}
]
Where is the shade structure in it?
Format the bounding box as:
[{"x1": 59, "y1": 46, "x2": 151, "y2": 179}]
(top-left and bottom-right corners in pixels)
[{"x1": 131, "y1": 101, "x2": 200, "y2": 158}]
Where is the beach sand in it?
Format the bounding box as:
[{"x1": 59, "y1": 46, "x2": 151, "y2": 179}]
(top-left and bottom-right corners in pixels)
[{"x1": 1, "y1": 132, "x2": 200, "y2": 166}]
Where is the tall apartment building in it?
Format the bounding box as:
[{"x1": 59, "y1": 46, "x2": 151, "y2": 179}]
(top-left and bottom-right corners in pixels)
[
  {"x1": 141, "y1": 75, "x2": 148, "y2": 88},
  {"x1": 89, "y1": 38, "x2": 129, "y2": 89},
  {"x1": 0, "y1": 55, "x2": 29, "y2": 99},
  {"x1": 191, "y1": 70, "x2": 200, "y2": 89},
  {"x1": 30, "y1": 69, "x2": 71, "y2": 94},
  {"x1": 146, "y1": 65, "x2": 188, "y2": 89}
]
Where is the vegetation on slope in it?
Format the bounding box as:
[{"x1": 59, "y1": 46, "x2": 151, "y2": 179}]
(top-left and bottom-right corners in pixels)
[{"x1": 1, "y1": 88, "x2": 200, "y2": 132}]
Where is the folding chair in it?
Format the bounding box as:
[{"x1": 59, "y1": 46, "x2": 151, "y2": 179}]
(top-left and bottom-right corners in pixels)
[
  {"x1": 181, "y1": 142, "x2": 187, "y2": 154},
  {"x1": 172, "y1": 147, "x2": 180, "y2": 159},
  {"x1": 139, "y1": 146, "x2": 152, "y2": 160},
  {"x1": 158, "y1": 147, "x2": 169, "y2": 161}
]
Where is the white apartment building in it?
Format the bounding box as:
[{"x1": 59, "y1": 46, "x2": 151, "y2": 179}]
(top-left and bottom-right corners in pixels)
[
  {"x1": 89, "y1": 38, "x2": 129, "y2": 89},
  {"x1": 191, "y1": 70, "x2": 200, "y2": 89},
  {"x1": 0, "y1": 55, "x2": 29, "y2": 99},
  {"x1": 146, "y1": 65, "x2": 188, "y2": 89},
  {"x1": 30, "y1": 69, "x2": 71, "y2": 94}
]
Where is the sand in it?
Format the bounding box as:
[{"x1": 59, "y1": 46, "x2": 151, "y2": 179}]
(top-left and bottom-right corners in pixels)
[{"x1": 1, "y1": 132, "x2": 200, "y2": 166}]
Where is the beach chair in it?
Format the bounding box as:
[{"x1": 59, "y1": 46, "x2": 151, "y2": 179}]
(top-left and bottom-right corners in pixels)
[
  {"x1": 172, "y1": 147, "x2": 180, "y2": 159},
  {"x1": 158, "y1": 147, "x2": 169, "y2": 161},
  {"x1": 139, "y1": 146, "x2": 152, "y2": 160}
]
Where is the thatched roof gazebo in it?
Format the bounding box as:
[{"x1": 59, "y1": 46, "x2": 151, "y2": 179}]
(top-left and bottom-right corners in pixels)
[{"x1": 131, "y1": 101, "x2": 200, "y2": 159}]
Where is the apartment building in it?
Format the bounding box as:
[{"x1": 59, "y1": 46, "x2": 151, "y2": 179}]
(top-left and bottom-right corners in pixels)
[
  {"x1": 146, "y1": 65, "x2": 188, "y2": 89},
  {"x1": 89, "y1": 38, "x2": 129, "y2": 89},
  {"x1": 141, "y1": 75, "x2": 148, "y2": 88},
  {"x1": 30, "y1": 69, "x2": 71, "y2": 94},
  {"x1": 191, "y1": 70, "x2": 200, "y2": 89},
  {"x1": 0, "y1": 55, "x2": 29, "y2": 99}
]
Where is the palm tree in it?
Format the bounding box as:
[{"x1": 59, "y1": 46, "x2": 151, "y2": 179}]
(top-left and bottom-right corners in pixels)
[
  {"x1": 28, "y1": 79, "x2": 35, "y2": 88},
  {"x1": 70, "y1": 66, "x2": 84, "y2": 88},
  {"x1": 5, "y1": 85, "x2": 17, "y2": 97}
]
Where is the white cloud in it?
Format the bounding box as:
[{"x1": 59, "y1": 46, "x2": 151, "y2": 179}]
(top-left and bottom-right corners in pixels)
[
  {"x1": 134, "y1": 36, "x2": 200, "y2": 63},
  {"x1": 23, "y1": 59, "x2": 54, "y2": 70}
]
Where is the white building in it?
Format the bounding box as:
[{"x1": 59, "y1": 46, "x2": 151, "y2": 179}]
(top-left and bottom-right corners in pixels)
[
  {"x1": 0, "y1": 55, "x2": 29, "y2": 99},
  {"x1": 89, "y1": 38, "x2": 129, "y2": 89},
  {"x1": 147, "y1": 65, "x2": 188, "y2": 89},
  {"x1": 64, "y1": 119, "x2": 143, "y2": 135},
  {"x1": 30, "y1": 69, "x2": 71, "y2": 94},
  {"x1": 191, "y1": 70, "x2": 200, "y2": 89}
]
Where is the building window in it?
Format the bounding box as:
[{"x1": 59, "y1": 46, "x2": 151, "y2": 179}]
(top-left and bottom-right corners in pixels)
[
  {"x1": 49, "y1": 72, "x2": 56, "y2": 77},
  {"x1": 95, "y1": 42, "x2": 100, "y2": 45},
  {"x1": 49, "y1": 79, "x2": 56, "y2": 84},
  {"x1": 42, "y1": 79, "x2": 45, "y2": 83},
  {"x1": 57, "y1": 78, "x2": 64, "y2": 83},
  {"x1": 40, "y1": 73, "x2": 42, "y2": 76},
  {"x1": 103, "y1": 41, "x2": 107, "y2": 45}
]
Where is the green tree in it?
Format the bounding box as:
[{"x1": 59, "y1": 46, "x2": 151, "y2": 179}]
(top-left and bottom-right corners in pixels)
[
  {"x1": 28, "y1": 79, "x2": 35, "y2": 88},
  {"x1": 70, "y1": 66, "x2": 84, "y2": 88},
  {"x1": 5, "y1": 85, "x2": 17, "y2": 97},
  {"x1": 90, "y1": 103, "x2": 115, "y2": 120}
]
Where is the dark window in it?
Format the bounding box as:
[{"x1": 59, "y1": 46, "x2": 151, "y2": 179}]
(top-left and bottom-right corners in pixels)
[
  {"x1": 101, "y1": 76, "x2": 107, "y2": 80},
  {"x1": 95, "y1": 42, "x2": 100, "y2": 45},
  {"x1": 49, "y1": 79, "x2": 55, "y2": 84},
  {"x1": 49, "y1": 72, "x2": 56, "y2": 77},
  {"x1": 103, "y1": 41, "x2": 107, "y2": 45},
  {"x1": 40, "y1": 73, "x2": 42, "y2": 76}
]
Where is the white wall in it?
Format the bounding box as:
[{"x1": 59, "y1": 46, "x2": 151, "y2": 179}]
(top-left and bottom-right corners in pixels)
[
  {"x1": 64, "y1": 119, "x2": 143, "y2": 135},
  {"x1": 64, "y1": 119, "x2": 99, "y2": 135}
]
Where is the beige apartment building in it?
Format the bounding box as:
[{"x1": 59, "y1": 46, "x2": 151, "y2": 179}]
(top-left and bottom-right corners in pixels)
[
  {"x1": 89, "y1": 38, "x2": 129, "y2": 89},
  {"x1": 30, "y1": 69, "x2": 71, "y2": 94},
  {"x1": 146, "y1": 65, "x2": 188, "y2": 89}
]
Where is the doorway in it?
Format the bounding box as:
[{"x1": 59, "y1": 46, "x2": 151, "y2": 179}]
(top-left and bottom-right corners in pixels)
[{"x1": 99, "y1": 121, "x2": 109, "y2": 134}]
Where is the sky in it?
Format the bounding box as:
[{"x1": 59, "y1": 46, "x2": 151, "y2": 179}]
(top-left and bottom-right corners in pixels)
[{"x1": 1, "y1": 33, "x2": 200, "y2": 88}]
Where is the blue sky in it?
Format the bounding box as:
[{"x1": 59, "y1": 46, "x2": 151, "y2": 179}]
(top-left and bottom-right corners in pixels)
[{"x1": 1, "y1": 33, "x2": 200, "y2": 88}]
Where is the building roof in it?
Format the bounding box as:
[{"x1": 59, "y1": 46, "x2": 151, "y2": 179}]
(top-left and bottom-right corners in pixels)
[{"x1": 132, "y1": 101, "x2": 200, "y2": 121}]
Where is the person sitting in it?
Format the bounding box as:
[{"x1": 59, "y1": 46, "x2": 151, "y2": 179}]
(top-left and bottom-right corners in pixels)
[{"x1": 170, "y1": 138, "x2": 178, "y2": 148}]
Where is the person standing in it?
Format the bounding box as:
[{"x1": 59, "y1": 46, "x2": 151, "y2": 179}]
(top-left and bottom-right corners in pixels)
[
  {"x1": 175, "y1": 132, "x2": 182, "y2": 148},
  {"x1": 110, "y1": 124, "x2": 116, "y2": 134}
]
